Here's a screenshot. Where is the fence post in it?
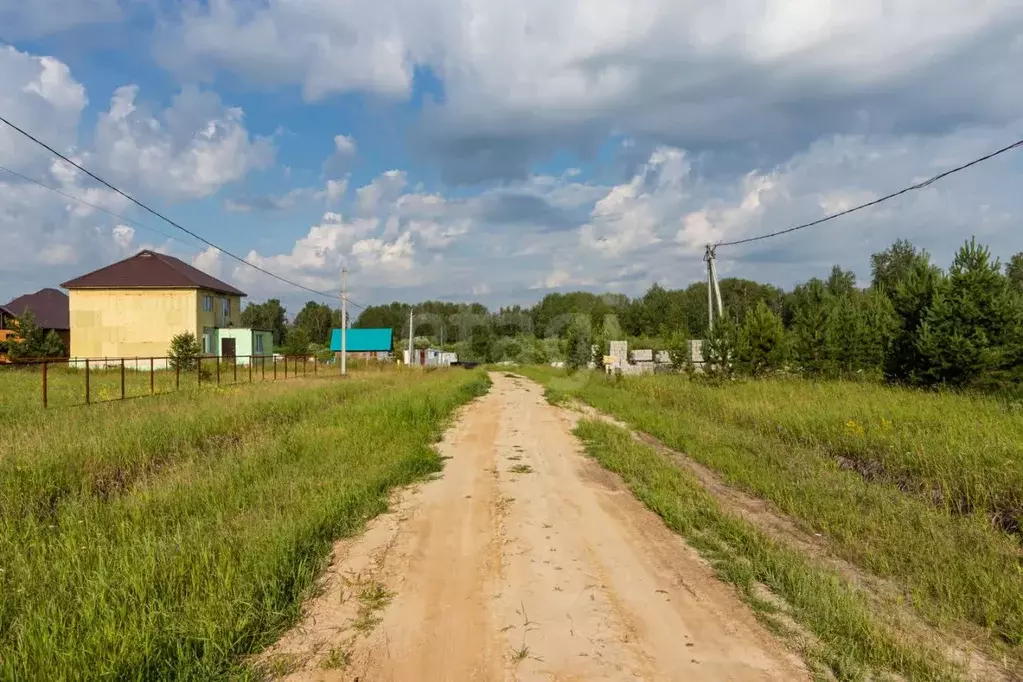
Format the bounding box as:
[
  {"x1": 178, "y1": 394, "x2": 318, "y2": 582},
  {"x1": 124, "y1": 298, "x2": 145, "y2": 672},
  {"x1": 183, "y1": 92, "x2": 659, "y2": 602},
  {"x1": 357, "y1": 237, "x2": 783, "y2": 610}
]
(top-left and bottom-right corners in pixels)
[
  {"x1": 198, "y1": 357, "x2": 202, "y2": 388},
  {"x1": 121, "y1": 359, "x2": 125, "y2": 400},
  {"x1": 314, "y1": 357, "x2": 318, "y2": 375},
  {"x1": 233, "y1": 355, "x2": 238, "y2": 383},
  {"x1": 285, "y1": 357, "x2": 288, "y2": 379},
  {"x1": 175, "y1": 361, "x2": 180, "y2": 391},
  {"x1": 249, "y1": 356, "x2": 252, "y2": 383},
  {"x1": 262, "y1": 356, "x2": 266, "y2": 381},
  {"x1": 42, "y1": 361, "x2": 48, "y2": 408},
  {"x1": 216, "y1": 356, "x2": 221, "y2": 385},
  {"x1": 303, "y1": 357, "x2": 307, "y2": 376},
  {"x1": 273, "y1": 357, "x2": 277, "y2": 381},
  {"x1": 85, "y1": 358, "x2": 91, "y2": 405},
  {"x1": 150, "y1": 357, "x2": 155, "y2": 395}
]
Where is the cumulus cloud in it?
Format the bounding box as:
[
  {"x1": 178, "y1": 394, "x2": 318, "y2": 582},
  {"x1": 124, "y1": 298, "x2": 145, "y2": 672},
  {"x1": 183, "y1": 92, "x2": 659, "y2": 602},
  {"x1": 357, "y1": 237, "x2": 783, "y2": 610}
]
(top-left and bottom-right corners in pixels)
[
  {"x1": 224, "y1": 179, "x2": 347, "y2": 213},
  {"x1": 334, "y1": 134, "x2": 357, "y2": 156},
  {"x1": 192, "y1": 246, "x2": 224, "y2": 278},
  {"x1": 152, "y1": 1, "x2": 1023, "y2": 180},
  {"x1": 0, "y1": 46, "x2": 86, "y2": 171},
  {"x1": 156, "y1": 1, "x2": 427, "y2": 101},
  {"x1": 0, "y1": 43, "x2": 272, "y2": 298},
  {"x1": 91, "y1": 85, "x2": 274, "y2": 201}
]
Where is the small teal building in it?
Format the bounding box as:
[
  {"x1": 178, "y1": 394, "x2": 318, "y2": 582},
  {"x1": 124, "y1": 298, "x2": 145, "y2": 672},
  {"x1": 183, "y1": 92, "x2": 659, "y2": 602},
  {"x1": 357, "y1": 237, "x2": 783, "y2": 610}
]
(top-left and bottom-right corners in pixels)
[
  {"x1": 330, "y1": 328, "x2": 393, "y2": 359},
  {"x1": 216, "y1": 328, "x2": 274, "y2": 364}
]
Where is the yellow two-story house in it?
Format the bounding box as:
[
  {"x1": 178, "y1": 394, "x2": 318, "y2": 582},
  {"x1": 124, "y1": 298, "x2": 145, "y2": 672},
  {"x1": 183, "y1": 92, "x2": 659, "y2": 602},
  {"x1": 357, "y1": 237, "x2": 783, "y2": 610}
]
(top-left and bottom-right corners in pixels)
[{"x1": 62, "y1": 250, "x2": 270, "y2": 365}]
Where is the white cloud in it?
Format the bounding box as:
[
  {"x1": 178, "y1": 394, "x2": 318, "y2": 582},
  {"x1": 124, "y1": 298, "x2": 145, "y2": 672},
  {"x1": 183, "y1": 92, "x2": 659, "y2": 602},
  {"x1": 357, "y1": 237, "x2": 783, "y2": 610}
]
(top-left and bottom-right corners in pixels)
[
  {"x1": 356, "y1": 170, "x2": 407, "y2": 215},
  {"x1": 334, "y1": 134, "x2": 357, "y2": 156},
  {"x1": 151, "y1": 1, "x2": 1023, "y2": 183},
  {"x1": 0, "y1": 46, "x2": 86, "y2": 170},
  {"x1": 192, "y1": 246, "x2": 223, "y2": 278},
  {"x1": 91, "y1": 85, "x2": 274, "y2": 200},
  {"x1": 326, "y1": 177, "x2": 349, "y2": 204},
  {"x1": 157, "y1": 1, "x2": 424, "y2": 101},
  {"x1": 112, "y1": 224, "x2": 135, "y2": 250},
  {"x1": 0, "y1": 0, "x2": 122, "y2": 38},
  {"x1": 579, "y1": 147, "x2": 688, "y2": 256},
  {"x1": 351, "y1": 232, "x2": 415, "y2": 272}
]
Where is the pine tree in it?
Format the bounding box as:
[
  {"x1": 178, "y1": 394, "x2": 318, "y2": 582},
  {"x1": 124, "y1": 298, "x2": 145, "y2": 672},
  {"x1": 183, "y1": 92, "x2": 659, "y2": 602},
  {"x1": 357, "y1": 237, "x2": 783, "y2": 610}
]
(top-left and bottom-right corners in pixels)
[
  {"x1": 914, "y1": 238, "x2": 1021, "y2": 387},
  {"x1": 1006, "y1": 252, "x2": 1023, "y2": 293},
  {"x1": 789, "y1": 279, "x2": 830, "y2": 375},
  {"x1": 885, "y1": 254, "x2": 943, "y2": 382},
  {"x1": 6, "y1": 309, "x2": 62, "y2": 360},
  {"x1": 736, "y1": 301, "x2": 787, "y2": 377},
  {"x1": 703, "y1": 315, "x2": 738, "y2": 378},
  {"x1": 860, "y1": 288, "x2": 898, "y2": 377},
  {"x1": 564, "y1": 315, "x2": 593, "y2": 372}
]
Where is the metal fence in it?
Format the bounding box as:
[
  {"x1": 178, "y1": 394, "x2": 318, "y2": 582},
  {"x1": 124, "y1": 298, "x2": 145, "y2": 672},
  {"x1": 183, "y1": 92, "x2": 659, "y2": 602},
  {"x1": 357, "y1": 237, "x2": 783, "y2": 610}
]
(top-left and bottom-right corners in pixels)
[{"x1": 1, "y1": 354, "x2": 335, "y2": 409}]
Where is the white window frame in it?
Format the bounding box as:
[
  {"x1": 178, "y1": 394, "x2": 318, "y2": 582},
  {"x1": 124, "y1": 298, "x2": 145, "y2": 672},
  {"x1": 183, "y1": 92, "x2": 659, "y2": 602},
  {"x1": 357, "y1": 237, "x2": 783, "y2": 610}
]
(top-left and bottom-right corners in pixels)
[
  {"x1": 202, "y1": 327, "x2": 214, "y2": 354},
  {"x1": 254, "y1": 334, "x2": 264, "y2": 354},
  {"x1": 202, "y1": 295, "x2": 213, "y2": 312},
  {"x1": 221, "y1": 297, "x2": 230, "y2": 319}
]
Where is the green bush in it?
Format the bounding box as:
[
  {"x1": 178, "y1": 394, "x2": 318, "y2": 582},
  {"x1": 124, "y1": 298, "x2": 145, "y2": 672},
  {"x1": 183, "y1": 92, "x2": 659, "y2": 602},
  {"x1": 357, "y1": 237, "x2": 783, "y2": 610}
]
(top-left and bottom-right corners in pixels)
[{"x1": 168, "y1": 332, "x2": 202, "y2": 371}]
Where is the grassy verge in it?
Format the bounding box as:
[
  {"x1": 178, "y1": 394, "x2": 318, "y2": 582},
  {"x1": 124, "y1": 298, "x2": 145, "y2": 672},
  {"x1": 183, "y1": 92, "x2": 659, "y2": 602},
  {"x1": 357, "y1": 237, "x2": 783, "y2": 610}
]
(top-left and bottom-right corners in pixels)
[
  {"x1": 574, "y1": 418, "x2": 957, "y2": 680},
  {"x1": 0, "y1": 358, "x2": 335, "y2": 416},
  {"x1": 518, "y1": 367, "x2": 1023, "y2": 660},
  {"x1": 0, "y1": 369, "x2": 489, "y2": 679},
  {"x1": 1, "y1": 375, "x2": 399, "y2": 520}
]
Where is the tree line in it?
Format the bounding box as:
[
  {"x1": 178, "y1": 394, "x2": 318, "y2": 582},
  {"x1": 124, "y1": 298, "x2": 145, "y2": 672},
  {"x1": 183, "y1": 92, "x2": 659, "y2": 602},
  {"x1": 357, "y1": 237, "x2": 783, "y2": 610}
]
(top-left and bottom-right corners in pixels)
[{"x1": 239, "y1": 237, "x2": 1023, "y2": 393}]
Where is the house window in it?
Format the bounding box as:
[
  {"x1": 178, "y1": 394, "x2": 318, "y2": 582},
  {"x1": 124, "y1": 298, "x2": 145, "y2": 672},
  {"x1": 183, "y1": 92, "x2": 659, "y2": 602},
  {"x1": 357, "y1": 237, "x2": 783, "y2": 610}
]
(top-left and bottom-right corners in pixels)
[
  {"x1": 202, "y1": 327, "x2": 214, "y2": 354},
  {"x1": 254, "y1": 334, "x2": 264, "y2": 354},
  {"x1": 202, "y1": 295, "x2": 213, "y2": 312},
  {"x1": 221, "y1": 298, "x2": 230, "y2": 320}
]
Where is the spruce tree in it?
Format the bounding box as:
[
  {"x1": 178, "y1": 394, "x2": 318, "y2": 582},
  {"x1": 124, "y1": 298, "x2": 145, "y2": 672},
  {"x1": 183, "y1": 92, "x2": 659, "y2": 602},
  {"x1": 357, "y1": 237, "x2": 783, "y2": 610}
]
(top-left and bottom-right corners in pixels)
[
  {"x1": 789, "y1": 279, "x2": 830, "y2": 375},
  {"x1": 736, "y1": 301, "x2": 787, "y2": 377},
  {"x1": 885, "y1": 255, "x2": 943, "y2": 382},
  {"x1": 914, "y1": 239, "x2": 1020, "y2": 387},
  {"x1": 703, "y1": 315, "x2": 738, "y2": 378}
]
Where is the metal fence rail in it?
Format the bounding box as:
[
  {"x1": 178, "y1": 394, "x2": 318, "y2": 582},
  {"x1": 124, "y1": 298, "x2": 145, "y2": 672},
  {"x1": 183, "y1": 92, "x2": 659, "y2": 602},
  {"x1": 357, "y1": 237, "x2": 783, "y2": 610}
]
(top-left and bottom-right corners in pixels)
[{"x1": 1, "y1": 354, "x2": 334, "y2": 409}]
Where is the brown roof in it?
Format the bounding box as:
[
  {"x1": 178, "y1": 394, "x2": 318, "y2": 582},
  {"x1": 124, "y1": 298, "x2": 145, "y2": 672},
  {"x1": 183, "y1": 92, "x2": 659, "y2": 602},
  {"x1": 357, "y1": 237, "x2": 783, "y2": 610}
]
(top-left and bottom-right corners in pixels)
[
  {"x1": 61, "y1": 250, "x2": 246, "y2": 297},
  {"x1": 1, "y1": 288, "x2": 70, "y2": 330}
]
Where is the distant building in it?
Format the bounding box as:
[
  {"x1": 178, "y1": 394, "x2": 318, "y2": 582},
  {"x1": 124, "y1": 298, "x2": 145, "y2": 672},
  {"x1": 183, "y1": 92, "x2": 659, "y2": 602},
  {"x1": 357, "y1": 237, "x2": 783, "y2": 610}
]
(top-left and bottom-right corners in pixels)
[
  {"x1": 1, "y1": 288, "x2": 71, "y2": 353},
  {"x1": 61, "y1": 250, "x2": 270, "y2": 365},
  {"x1": 329, "y1": 328, "x2": 393, "y2": 361},
  {"x1": 402, "y1": 348, "x2": 457, "y2": 367}
]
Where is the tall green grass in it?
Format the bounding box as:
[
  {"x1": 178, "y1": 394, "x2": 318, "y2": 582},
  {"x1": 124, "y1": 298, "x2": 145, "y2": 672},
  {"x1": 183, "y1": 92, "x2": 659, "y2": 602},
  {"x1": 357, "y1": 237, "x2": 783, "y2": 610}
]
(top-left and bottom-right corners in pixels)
[
  {"x1": 0, "y1": 369, "x2": 489, "y2": 679},
  {"x1": 519, "y1": 368, "x2": 1023, "y2": 654},
  {"x1": 0, "y1": 358, "x2": 332, "y2": 416}
]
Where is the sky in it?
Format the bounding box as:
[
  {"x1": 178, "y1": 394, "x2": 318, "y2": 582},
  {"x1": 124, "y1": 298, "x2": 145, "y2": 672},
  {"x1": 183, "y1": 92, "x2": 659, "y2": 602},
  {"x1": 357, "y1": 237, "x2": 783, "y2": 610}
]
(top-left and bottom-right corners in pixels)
[{"x1": 1, "y1": 0, "x2": 1021, "y2": 315}]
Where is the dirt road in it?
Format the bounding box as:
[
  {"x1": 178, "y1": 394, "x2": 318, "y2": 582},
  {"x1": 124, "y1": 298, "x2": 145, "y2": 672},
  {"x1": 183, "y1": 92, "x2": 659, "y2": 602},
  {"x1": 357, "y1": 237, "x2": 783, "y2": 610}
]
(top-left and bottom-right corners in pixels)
[{"x1": 264, "y1": 373, "x2": 807, "y2": 681}]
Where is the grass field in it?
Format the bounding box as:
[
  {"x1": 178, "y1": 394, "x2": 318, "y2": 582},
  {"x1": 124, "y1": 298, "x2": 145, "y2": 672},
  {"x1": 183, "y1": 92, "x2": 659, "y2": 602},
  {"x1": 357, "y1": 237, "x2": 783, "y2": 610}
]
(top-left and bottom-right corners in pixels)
[
  {"x1": 520, "y1": 367, "x2": 1023, "y2": 677},
  {"x1": 0, "y1": 368, "x2": 488, "y2": 679},
  {"x1": 0, "y1": 357, "x2": 329, "y2": 416}
]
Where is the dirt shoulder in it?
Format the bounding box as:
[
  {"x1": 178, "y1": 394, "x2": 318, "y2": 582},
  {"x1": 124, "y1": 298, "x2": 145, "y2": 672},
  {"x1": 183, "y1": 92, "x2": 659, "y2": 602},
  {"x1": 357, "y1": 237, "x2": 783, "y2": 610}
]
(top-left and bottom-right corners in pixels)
[{"x1": 259, "y1": 372, "x2": 807, "y2": 681}]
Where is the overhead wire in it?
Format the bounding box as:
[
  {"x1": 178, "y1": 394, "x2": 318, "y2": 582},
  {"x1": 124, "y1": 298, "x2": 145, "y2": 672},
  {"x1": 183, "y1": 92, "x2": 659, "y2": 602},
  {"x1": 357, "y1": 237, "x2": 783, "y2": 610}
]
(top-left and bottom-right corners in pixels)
[
  {"x1": 0, "y1": 113, "x2": 368, "y2": 310},
  {"x1": 716, "y1": 137, "x2": 1023, "y2": 248},
  {"x1": 0, "y1": 165, "x2": 186, "y2": 247}
]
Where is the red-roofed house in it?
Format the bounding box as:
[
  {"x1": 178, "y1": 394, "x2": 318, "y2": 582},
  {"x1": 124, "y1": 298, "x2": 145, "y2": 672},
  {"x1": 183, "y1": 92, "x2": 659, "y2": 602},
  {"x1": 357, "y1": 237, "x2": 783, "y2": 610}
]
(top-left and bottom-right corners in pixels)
[
  {"x1": 1, "y1": 288, "x2": 71, "y2": 354},
  {"x1": 61, "y1": 250, "x2": 271, "y2": 364}
]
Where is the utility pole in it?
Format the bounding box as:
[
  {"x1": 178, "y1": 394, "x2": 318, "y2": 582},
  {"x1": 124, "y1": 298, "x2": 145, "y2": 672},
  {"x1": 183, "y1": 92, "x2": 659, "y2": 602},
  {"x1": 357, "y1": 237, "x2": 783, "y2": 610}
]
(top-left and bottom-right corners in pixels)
[
  {"x1": 705, "y1": 246, "x2": 715, "y2": 333},
  {"x1": 340, "y1": 266, "x2": 348, "y2": 376},
  {"x1": 704, "y1": 244, "x2": 724, "y2": 331},
  {"x1": 408, "y1": 307, "x2": 414, "y2": 367}
]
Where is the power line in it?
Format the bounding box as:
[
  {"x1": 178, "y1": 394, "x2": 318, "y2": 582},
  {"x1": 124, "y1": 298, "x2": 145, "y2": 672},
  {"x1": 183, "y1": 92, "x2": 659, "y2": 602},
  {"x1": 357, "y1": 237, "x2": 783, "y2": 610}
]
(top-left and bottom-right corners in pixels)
[
  {"x1": 0, "y1": 165, "x2": 185, "y2": 247},
  {"x1": 717, "y1": 137, "x2": 1023, "y2": 248},
  {"x1": 0, "y1": 165, "x2": 371, "y2": 311},
  {"x1": 0, "y1": 113, "x2": 357, "y2": 304}
]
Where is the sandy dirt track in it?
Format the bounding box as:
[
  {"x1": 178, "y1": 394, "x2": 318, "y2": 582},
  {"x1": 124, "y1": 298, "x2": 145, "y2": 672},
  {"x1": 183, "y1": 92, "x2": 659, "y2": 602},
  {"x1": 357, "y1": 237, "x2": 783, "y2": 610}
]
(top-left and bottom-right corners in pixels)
[{"x1": 263, "y1": 373, "x2": 808, "y2": 681}]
